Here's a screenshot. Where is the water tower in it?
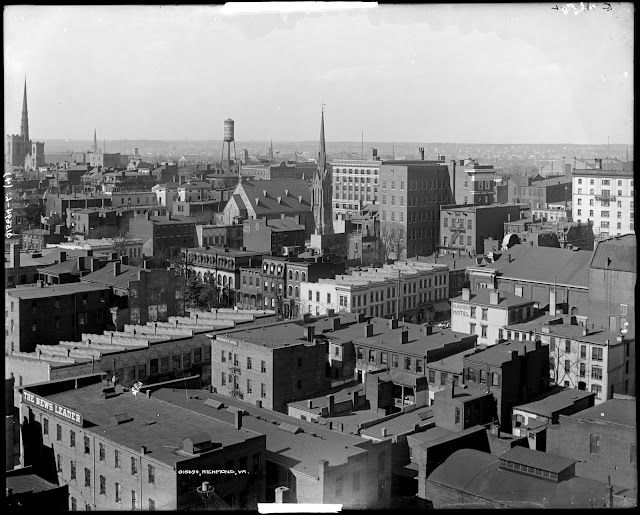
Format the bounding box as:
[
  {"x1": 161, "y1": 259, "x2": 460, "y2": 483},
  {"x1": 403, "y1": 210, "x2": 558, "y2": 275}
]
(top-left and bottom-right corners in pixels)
[{"x1": 220, "y1": 118, "x2": 238, "y2": 175}]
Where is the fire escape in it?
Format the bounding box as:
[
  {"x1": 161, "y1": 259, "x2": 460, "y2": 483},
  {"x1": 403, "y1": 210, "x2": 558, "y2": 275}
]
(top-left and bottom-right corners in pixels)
[
  {"x1": 228, "y1": 355, "x2": 243, "y2": 399},
  {"x1": 449, "y1": 218, "x2": 467, "y2": 248}
]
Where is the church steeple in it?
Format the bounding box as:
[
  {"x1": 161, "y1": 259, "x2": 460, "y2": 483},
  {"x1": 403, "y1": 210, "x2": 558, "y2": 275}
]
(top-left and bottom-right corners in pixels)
[
  {"x1": 93, "y1": 129, "x2": 98, "y2": 154},
  {"x1": 21, "y1": 79, "x2": 29, "y2": 143},
  {"x1": 312, "y1": 105, "x2": 333, "y2": 235},
  {"x1": 318, "y1": 106, "x2": 326, "y2": 173}
]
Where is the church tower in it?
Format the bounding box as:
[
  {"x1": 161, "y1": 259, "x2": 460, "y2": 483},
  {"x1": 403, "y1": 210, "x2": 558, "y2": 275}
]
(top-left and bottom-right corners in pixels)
[
  {"x1": 312, "y1": 107, "x2": 333, "y2": 235},
  {"x1": 21, "y1": 79, "x2": 29, "y2": 144}
]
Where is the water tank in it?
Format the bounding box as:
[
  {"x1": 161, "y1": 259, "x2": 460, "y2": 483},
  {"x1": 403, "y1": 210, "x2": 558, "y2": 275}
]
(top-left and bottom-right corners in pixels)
[{"x1": 223, "y1": 119, "x2": 235, "y2": 142}]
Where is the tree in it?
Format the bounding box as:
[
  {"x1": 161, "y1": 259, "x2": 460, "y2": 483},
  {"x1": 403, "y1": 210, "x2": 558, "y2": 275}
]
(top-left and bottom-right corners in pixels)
[
  {"x1": 112, "y1": 232, "x2": 130, "y2": 257},
  {"x1": 379, "y1": 221, "x2": 406, "y2": 261},
  {"x1": 548, "y1": 336, "x2": 589, "y2": 390},
  {"x1": 184, "y1": 274, "x2": 202, "y2": 308},
  {"x1": 21, "y1": 201, "x2": 43, "y2": 230}
]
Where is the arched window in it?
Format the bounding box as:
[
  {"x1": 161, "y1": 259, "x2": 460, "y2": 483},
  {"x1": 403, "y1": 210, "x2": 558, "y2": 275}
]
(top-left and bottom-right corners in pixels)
[
  {"x1": 217, "y1": 274, "x2": 222, "y2": 285},
  {"x1": 228, "y1": 277, "x2": 233, "y2": 288},
  {"x1": 294, "y1": 286, "x2": 299, "y2": 297},
  {"x1": 289, "y1": 270, "x2": 293, "y2": 280},
  {"x1": 223, "y1": 275, "x2": 228, "y2": 286},
  {"x1": 288, "y1": 286, "x2": 293, "y2": 296},
  {"x1": 301, "y1": 272, "x2": 306, "y2": 282},
  {"x1": 295, "y1": 271, "x2": 299, "y2": 281}
]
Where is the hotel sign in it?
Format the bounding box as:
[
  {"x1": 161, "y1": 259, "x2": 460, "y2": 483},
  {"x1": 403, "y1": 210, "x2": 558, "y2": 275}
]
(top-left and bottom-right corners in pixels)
[
  {"x1": 451, "y1": 302, "x2": 471, "y2": 318},
  {"x1": 22, "y1": 391, "x2": 83, "y2": 426}
]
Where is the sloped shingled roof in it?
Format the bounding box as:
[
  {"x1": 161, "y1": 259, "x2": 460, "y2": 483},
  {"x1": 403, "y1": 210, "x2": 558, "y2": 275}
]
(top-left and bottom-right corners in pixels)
[
  {"x1": 479, "y1": 244, "x2": 593, "y2": 288},
  {"x1": 241, "y1": 179, "x2": 311, "y2": 216},
  {"x1": 591, "y1": 234, "x2": 636, "y2": 272}
]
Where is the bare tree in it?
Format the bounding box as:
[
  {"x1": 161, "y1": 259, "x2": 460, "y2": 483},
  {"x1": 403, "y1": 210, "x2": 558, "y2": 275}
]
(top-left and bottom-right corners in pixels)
[
  {"x1": 548, "y1": 337, "x2": 591, "y2": 390},
  {"x1": 379, "y1": 222, "x2": 406, "y2": 261},
  {"x1": 112, "y1": 232, "x2": 130, "y2": 257}
]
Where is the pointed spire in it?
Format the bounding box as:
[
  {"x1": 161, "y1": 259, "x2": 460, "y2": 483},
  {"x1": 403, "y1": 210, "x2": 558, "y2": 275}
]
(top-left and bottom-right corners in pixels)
[
  {"x1": 93, "y1": 129, "x2": 97, "y2": 154},
  {"x1": 21, "y1": 78, "x2": 29, "y2": 143},
  {"x1": 318, "y1": 105, "x2": 326, "y2": 174}
]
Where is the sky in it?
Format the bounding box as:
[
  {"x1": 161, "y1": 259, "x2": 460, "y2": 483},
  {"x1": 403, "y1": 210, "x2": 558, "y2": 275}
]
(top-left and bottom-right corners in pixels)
[{"x1": 3, "y1": 3, "x2": 634, "y2": 144}]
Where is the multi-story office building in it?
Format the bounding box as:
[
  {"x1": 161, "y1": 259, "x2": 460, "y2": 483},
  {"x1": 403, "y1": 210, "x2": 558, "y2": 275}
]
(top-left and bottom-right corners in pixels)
[
  {"x1": 210, "y1": 322, "x2": 331, "y2": 412},
  {"x1": 572, "y1": 159, "x2": 634, "y2": 237},
  {"x1": 448, "y1": 158, "x2": 496, "y2": 206},
  {"x1": 5, "y1": 283, "x2": 113, "y2": 353},
  {"x1": 20, "y1": 375, "x2": 266, "y2": 510},
  {"x1": 451, "y1": 288, "x2": 537, "y2": 346},
  {"x1": 378, "y1": 159, "x2": 453, "y2": 258},
  {"x1": 330, "y1": 159, "x2": 381, "y2": 221},
  {"x1": 300, "y1": 261, "x2": 450, "y2": 323},
  {"x1": 439, "y1": 203, "x2": 527, "y2": 255}
]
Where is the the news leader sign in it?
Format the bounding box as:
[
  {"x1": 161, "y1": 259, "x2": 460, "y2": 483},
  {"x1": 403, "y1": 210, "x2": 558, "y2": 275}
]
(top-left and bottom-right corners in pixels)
[{"x1": 22, "y1": 391, "x2": 83, "y2": 426}]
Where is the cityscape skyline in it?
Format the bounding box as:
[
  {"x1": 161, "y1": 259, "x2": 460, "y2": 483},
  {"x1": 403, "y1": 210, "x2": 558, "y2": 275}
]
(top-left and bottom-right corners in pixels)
[{"x1": 4, "y1": 4, "x2": 634, "y2": 144}]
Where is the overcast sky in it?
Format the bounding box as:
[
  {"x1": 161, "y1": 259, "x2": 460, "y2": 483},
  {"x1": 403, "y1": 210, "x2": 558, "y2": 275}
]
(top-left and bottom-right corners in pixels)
[{"x1": 3, "y1": 3, "x2": 634, "y2": 144}]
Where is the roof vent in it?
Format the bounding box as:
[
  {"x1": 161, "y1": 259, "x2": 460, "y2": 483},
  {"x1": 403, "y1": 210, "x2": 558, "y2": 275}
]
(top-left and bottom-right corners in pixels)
[
  {"x1": 112, "y1": 412, "x2": 133, "y2": 425},
  {"x1": 204, "y1": 399, "x2": 225, "y2": 409},
  {"x1": 279, "y1": 422, "x2": 303, "y2": 434}
]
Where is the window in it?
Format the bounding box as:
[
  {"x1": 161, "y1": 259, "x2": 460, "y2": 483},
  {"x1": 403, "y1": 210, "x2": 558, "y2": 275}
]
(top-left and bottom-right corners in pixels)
[
  {"x1": 428, "y1": 370, "x2": 435, "y2": 383},
  {"x1": 470, "y1": 323, "x2": 476, "y2": 335},
  {"x1": 115, "y1": 450, "x2": 120, "y2": 468},
  {"x1": 70, "y1": 430, "x2": 76, "y2": 448},
  {"x1": 131, "y1": 457, "x2": 137, "y2": 475},
  {"x1": 247, "y1": 379, "x2": 252, "y2": 394},
  {"x1": 591, "y1": 384, "x2": 602, "y2": 400},
  {"x1": 381, "y1": 352, "x2": 388, "y2": 365},
  {"x1": 455, "y1": 407, "x2": 461, "y2": 424},
  {"x1": 99, "y1": 443, "x2": 105, "y2": 461},
  {"x1": 115, "y1": 482, "x2": 122, "y2": 503},
  {"x1": 579, "y1": 363, "x2": 586, "y2": 378},
  {"x1": 480, "y1": 370, "x2": 487, "y2": 384},
  {"x1": 261, "y1": 383, "x2": 266, "y2": 398},
  {"x1": 43, "y1": 417, "x2": 49, "y2": 436},
  {"x1": 221, "y1": 372, "x2": 226, "y2": 386},
  {"x1": 99, "y1": 475, "x2": 106, "y2": 495},
  {"x1": 592, "y1": 347, "x2": 603, "y2": 361},
  {"x1": 591, "y1": 366, "x2": 603, "y2": 380},
  {"x1": 149, "y1": 499, "x2": 155, "y2": 511},
  {"x1": 368, "y1": 350, "x2": 376, "y2": 363},
  {"x1": 85, "y1": 468, "x2": 91, "y2": 487},
  {"x1": 247, "y1": 357, "x2": 252, "y2": 370},
  {"x1": 492, "y1": 372, "x2": 499, "y2": 387},
  {"x1": 84, "y1": 436, "x2": 90, "y2": 454},
  {"x1": 71, "y1": 460, "x2": 76, "y2": 480},
  {"x1": 148, "y1": 465, "x2": 155, "y2": 485},
  {"x1": 481, "y1": 326, "x2": 487, "y2": 338},
  {"x1": 470, "y1": 307, "x2": 476, "y2": 318},
  {"x1": 71, "y1": 498, "x2": 77, "y2": 511},
  {"x1": 392, "y1": 354, "x2": 399, "y2": 368},
  {"x1": 565, "y1": 340, "x2": 571, "y2": 353},
  {"x1": 580, "y1": 345, "x2": 586, "y2": 359},
  {"x1": 564, "y1": 360, "x2": 571, "y2": 374},
  {"x1": 404, "y1": 357, "x2": 411, "y2": 371},
  {"x1": 440, "y1": 372, "x2": 448, "y2": 386},
  {"x1": 590, "y1": 434, "x2": 600, "y2": 454},
  {"x1": 132, "y1": 490, "x2": 138, "y2": 510},
  {"x1": 261, "y1": 360, "x2": 266, "y2": 373}
]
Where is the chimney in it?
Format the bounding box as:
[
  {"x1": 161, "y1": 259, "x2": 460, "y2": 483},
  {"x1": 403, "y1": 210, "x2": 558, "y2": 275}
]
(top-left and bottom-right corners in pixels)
[
  {"x1": 381, "y1": 427, "x2": 387, "y2": 437},
  {"x1": 462, "y1": 288, "x2": 471, "y2": 301},
  {"x1": 304, "y1": 325, "x2": 315, "y2": 342},
  {"x1": 9, "y1": 243, "x2": 20, "y2": 270},
  {"x1": 418, "y1": 147, "x2": 425, "y2": 160},
  {"x1": 327, "y1": 308, "x2": 335, "y2": 317},
  {"x1": 307, "y1": 400, "x2": 313, "y2": 409},
  {"x1": 426, "y1": 324, "x2": 433, "y2": 335},
  {"x1": 60, "y1": 251, "x2": 67, "y2": 262},
  {"x1": 511, "y1": 349, "x2": 519, "y2": 361},
  {"x1": 364, "y1": 323, "x2": 374, "y2": 337},
  {"x1": 388, "y1": 318, "x2": 399, "y2": 329},
  {"x1": 120, "y1": 255, "x2": 129, "y2": 265},
  {"x1": 398, "y1": 329, "x2": 409, "y2": 344},
  {"x1": 508, "y1": 253, "x2": 512, "y2": 263},
  {"x1": 327, "y1": 394, "x2": 335, "y2": 416},
  {"x1": 489, "y1": 290, "x2": 499, "y2": 306},
  {"x1": 549, "y1": 289, "x2": 557, "y2": 316},
  {"x1": 332, "y1": 317, "x2": 340, "y2": 331},
  {"x1": 113, "y1": 262, "x2": 121, "y2": 276},
  {"x1": 140, "y1": 446, "x2": 147, "y2": 454},
  {"x1": 234, "y1": 410, "x2": 243, "y2": 430}
]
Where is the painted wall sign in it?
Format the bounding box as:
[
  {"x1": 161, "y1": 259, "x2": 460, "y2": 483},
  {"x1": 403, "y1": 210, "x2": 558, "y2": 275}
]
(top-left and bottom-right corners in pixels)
[
  {"x1": 451, "y1": 302, "x2": 471, "y2": 318},
  {"x1": 22, "y1": 391, "x2": 83, "y2": 426}
]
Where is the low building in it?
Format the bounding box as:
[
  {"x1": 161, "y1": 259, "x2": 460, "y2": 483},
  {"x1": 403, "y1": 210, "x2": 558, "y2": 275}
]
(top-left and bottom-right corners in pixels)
[
  {"x1": 463, "y1": 339, "x2": 550, "y2": 432},
  {"x1": 242, "y1": 217, "x2": 306, "y2": 256},
  {"x1": 5, "y1": 283, "x2": 113, "y2": 353},
  {"x1": 6, "y1": 466, "x2": 69, "y2": 511},
  {"x1": 546, "y1": 398, "x2": 636, "y2": 499},
  {"x1": 300, "y1": 261, "x2": 450, "y2": 323},
  {"x1": 195, "y1": 224, "x2": 243, "y2": 249},
  {"x1": 19, "y1": 375, "x2": 266, "y2": 510},
  {"x1": 450, "y1": 288, "x2": 536, "y2": 346},
  {"x1": 439, "y1": 203, "x2": 528, "y2": 256},
  {"x1": 511, "y1": 387, "x2": 595, "y2": 450},
  {"x1": 21, "y1": 225, "x2": 69, "y2": 251},
  {"x1": 209, "y1": 322, "x2": 331, "y2": 412},
  {"x1": 425, "y1": 448, "x2": 615, "y2": 509}
]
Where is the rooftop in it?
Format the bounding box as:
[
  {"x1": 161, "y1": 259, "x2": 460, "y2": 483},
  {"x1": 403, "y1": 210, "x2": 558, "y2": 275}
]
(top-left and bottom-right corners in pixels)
[
  {"x1": 427, "y1": 449, "x2": 609, "y2": 508},
  {"x1": 152, "y1": 388, "x2": 378, "y2": 478},
  {"x1": 452, "y1": 289, "x2": 534, "y2": 309},
  {"x1": 6, "y1": 470, "x2": 61, "y2": 494},
  {"x1": 239, "y1": 179, "x2": 312, "y2": 215},
  {"x1": 464, "y1": 340, "x2": 539, "y2": 366},
  {"x1": 591, "y1": 234, "x2": 636, "y2": 272},
  {"x1": 41, "y1": 382, "x2": 258, "y2": 467},
  {"x1": 472, "y1": 243, "x2": 593, "y2": 288},
  {"x1": 215, "y1": 322, "x2": 323, "y2": 349},
  {"x1": 441, "y1": 203, "x2": 526, "y2": 213},
  {"x1": 359, "y1": 406, "x2": 434, "y2": 440},
  {"x1": 6, "y1": 282, "x2": 110, "y2": 300},
  {"x1": 538, "y1": 324, "x2": 629, "y2": 345},
  {"x1": 187, "y1": 246, "x2": 264, "y2": 258},
  {"x1": 81, "y1": 262, "x2": 145, "y2": 290},
  {"x1": 567, "y1": 398, "x2": 636, "y2": 428},
  {"x1": 515, "y1": 388, "x2": 594, "y2": 418},
  {"x1": 500, "y1": 446, "x2": 575, "y2": 473}
]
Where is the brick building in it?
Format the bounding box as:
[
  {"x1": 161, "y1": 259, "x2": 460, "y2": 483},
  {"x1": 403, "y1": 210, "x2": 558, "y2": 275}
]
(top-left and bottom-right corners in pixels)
[
  {"x1": 509, "y1": 175, "x2": 572, "y2": 210},
  {"x1": 45, "y1": 192, "x2": 112, "y2": 218},
  {"x1": 330, "y1": 159, "x2": 381, "y2": 220},
  {"x1": 448, "y1": 158, "x2": 496, "y2": 206},
  {"x1": 5, "y1": 283, "x2": 113, "y2": 353},
  {"x1": 242, "y1": 217, "x2": 306, "y2": 256},
  {"x1": 546, "y1": 398, "x2": 636, "y2": 496},
  {"x1": 462, "y1": 339, "x2": 550, "y2": 431},
  {"x1": 210, "y1": 322, "x2": 331, "y2": 412},
  {"x1": 439, "y1": 203, "x2": 528, "y2": 255},
  {"x1": 378, "y1": 159, "x2": 454, "y2": 258},
  {"x1": 19, "y1": 375, "x2": 266, "y2": 510},
  {"x1": 81, "y1": 260, "x2": 186, "y2": 327},
  {"x1": 127, "y1": 213, "x2": 197, "y2": 261},
  {"x1": 195, "y1": 224, "x2": 243, "y2": 249}
]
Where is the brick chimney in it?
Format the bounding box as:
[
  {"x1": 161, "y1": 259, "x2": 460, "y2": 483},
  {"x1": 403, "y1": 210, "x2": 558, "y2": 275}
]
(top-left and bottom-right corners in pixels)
[
  {"x1": 388, "y1": 318, "x2": 399, "y2": 329},
  {"x1": 462, "y1": 288, "x2": 471, "y2": 301},
  {"x1": 327, "y1": 394, "x2": 335, "y2": 416},
  {"x1": 398, "y1": 329, "x2": 409, "y2": 344},
  {"x1": 234, "y1": 410, "x2": 243, "y2": 430},
  {"x1": 304, "y1": 325, "x2": 315, "y2": 342},
  {"x1": 489, "y1": 290, "x2": 500, "y2": 306},
  {"x1": 77, "y1": 256, "x2": 85, "y2": 270},
  {"x1": 113, "y1": 262, "x2": 121, "y2": 276},
  {"x1": 60, "y1": 251, "x2": 67, "y2": 262},
  {"x1": 364, "y1": 323, "x2": 374, "y2": 337}
]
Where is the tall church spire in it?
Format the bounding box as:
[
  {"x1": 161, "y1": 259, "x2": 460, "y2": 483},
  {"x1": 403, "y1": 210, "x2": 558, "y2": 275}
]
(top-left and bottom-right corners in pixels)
[
  {"x1": 21, "y1": 78, "x2": 29, "y2": 143},
  {"x1": 312, "y1": 105, "x2": 333, "y2": 235},
  {"x1": 318, "y1": 105, "x2": 326, "y2": 173}
]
